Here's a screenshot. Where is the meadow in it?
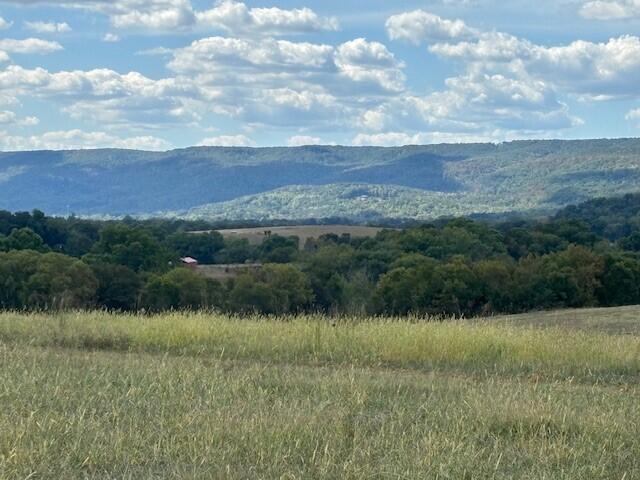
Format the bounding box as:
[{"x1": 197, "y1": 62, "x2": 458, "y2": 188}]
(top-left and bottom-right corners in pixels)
[
  {"x1": 1, "y1": 308, "x2": 639, "y2": 479},
  {"x1": 212, "y1": 225, "x2": 387, "y2": 248}
]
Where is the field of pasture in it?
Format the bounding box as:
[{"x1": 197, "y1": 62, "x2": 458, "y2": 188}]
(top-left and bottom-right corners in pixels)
[
  {"x1": 0, "y1": 307, "x2": 639, "y2": 478},
  {"x1": 211, "y1": 224, "x2": 387, "y2": 247}
]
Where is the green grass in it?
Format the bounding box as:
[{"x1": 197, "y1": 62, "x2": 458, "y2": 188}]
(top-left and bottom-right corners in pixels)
[
  {"x1": 1, "y1": 309, "x2": 640, "y2": 478},
  {"x1": 491, "y1": 305, "x2": 640, "y2": 335}
]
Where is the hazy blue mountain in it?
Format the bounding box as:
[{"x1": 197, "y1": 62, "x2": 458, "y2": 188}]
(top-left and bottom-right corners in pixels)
[{"x1": 1, "y1": 139, "x2": 639, "y2": 220}]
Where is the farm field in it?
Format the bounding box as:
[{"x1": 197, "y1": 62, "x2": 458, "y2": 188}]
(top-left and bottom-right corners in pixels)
[
  {"x1": 209, "y1": 224, "x2": 389, "y2": 247},
  {"x1": 0, "y1": 308, "x2": 639, "y2": 479}
]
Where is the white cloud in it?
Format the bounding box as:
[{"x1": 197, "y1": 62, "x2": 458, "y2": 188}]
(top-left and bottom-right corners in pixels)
[
  {"x1": 352, "y1": 132, "x2": 421, "y2": 147},
  {"x1": 626, "y1": 108, "x2": 640, "y2": 123},
  {"x1": 400, "y1": 11, "x2": 640, "y2": 100},
  {"x1": 110, "y1": 0, "x2": 196, "y2": 30},
  {"x1": 24, "y1": 21, "x2": 71, "y2": 33},
  {"x1": 0, "y1": 38, "x2": 62, "y2": 54},
  {"x1": 335, "y1": 38, "x2": 406, "y2": 93},
  {"x1": 580, "y1": 0, "x2": 640, "y2": 20},
  {"x1": 0, "y1": 65, "x2": 201, "y2": 128},
  {"x1": 0, "y1": 110, "x2": 40, "y2": 126},
  {"x1": 528, "y1": 36, "x2": 640, "y2": 99},
  {"x1": 196, "y1": 0, "x2": 338, "y2": 35},
  {"x1": 386, "y1": 10, "x2": 477, "y2": 45},
  {"x1": 429, "y1": 31, "x2": 534, "y2": 62},
  {"x1": 197, "y1": 134, "x2": 253, "y2": 146},
  {"x1": 287, "y1": 135, "x2": 321, "y2": 146},
  {"x1": 103, "y1": 33, "x2": 120, "y2": 42},
  {"x1": 2, "y1": 0, "x2": 337, "y2": 35},
  {"x1": 0, "y1": 110, "x2": 16, "y2": 124},
  {"x1": 0, "y1": 17, "x2": 11, "y2": 30},
  {"x1": 163, "y1": 35, "x2": 408, "y2": 128},
  {"x1": 168, "y1": 37, "x2": 334, "y2": 75},
  {"x1": 357, "y1": 71, "x2": 580, "y2": 137},
  {"x1": 0, "y1": 129, "x2": 172, "y2": 151},
  {"x1": 352, "y1": 129, "x2": 557, "y2": 146},
  {"x1": 20, "y1": 116, "x2": 40, "y2": 126}
]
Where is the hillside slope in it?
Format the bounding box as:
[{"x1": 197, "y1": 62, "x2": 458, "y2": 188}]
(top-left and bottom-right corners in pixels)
[{"x1": 1, "y1": 139, "x2": 639, "y2": 220}]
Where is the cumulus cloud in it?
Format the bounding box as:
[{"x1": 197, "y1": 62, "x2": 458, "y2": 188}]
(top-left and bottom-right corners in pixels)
[
  {"x1": 0, "y1": 38, "x2": 63, "y2": 54},
  {"x1": 392, "y1": 10, "x2": 640, "y2": 101},
  {"x1": 0, "y1": 129, "x2": 172, "y2": 151},
  {"x1": 352, "y1": 129, "x2": 557, "y2": 147},
  {"x1": 103, "y1": 33, "x2": 120, "y2": 42},
  {"x1": 168, "y1": 36, "x2": 405, "y2": 94},
  {"x1": 429, "y1": 31, "x2": 534, "y2": 62},
  {"x1": 0, "y1": 65, "x2": 201, "y2": 128},
  {"x1": 197, "y1": 134, "x2": 253, "y2": 146},
  {"x1": 24, "y1": 21, "x2": 72, "y2": 33},
  {"x1": 528, "y1": 36, "x2": 640, "y2": 99},
  {"x1": 335, "y1": 39, "x2": 406, "y2": 93},
  {"x1": 168, "y1": 36, "x2": 334, "y2": 75},
  {"x1": 432, "y1": 33, "x2": 640, "y2": 99},
  {"x1": 360, "y1": 9, "x2": 608, "y2": 141},
  {"x1": 352, "y1": 132, "x2": 422, "y2": 147},
  {"x1": 0, "y1": 110, "x2": 16, "y2": 124},
  {"x1": 1, "y1": 0, "x2": 337, "y2": 35},
  {"x1": 195, "y1": 0, "x2": 338, "y2": 35},
  {"x1": 0, "y1": 16, "x2": 11, "y2": 30},
  {"x1": 287, "y1": 135, "x2": 321, "y2": 146},
  {"x1": 0, "y1": 34, "x2": 401, "y2": 134},
  {"x1": 0, "y1": 110, "x2": 39, "y2": 126},
  {"x1": 109, "y1": 0, "x2": 196, "y2": 30},
  {"x1": 626, "y1": 108, "x2": 640, "y2": 124},
  {"x1": 580, "y1": 0, "x2": 640, "y2": 20},
  {"x1": 386, "y1": 10, "x2": 477, "y2": 44},
  {"x1": 357, "y1": 72, "x2": 580, "y2": 138},
  {"x1": 161, "y1": 35, "x2": 405, "y2": 128}
]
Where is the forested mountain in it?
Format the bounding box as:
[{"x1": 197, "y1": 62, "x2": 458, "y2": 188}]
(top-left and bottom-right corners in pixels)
[{"x1": 1, "y1": 138, "x2": 640, "y2": 220}]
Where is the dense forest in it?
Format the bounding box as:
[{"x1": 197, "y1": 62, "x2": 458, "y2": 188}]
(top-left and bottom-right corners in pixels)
[{"x1": 1, "y1": 193, "x2": 640, "y2": 316}]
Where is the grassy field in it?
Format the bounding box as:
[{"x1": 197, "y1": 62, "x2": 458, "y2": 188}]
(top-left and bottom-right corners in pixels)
[
  {"x1": 209, "y1": 225, "x2": 388, "y2": 248},
  {"x1": 1, "y1": 309, "x2": 639, "y2": 479},
  {"x1": 490, "y1": 305, "x2": 640, "y2": 335}
]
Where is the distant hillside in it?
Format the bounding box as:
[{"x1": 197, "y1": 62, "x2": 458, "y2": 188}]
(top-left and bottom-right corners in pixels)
[{"x1": 1, "y1": 139, "x2": 640, "y2": 220}]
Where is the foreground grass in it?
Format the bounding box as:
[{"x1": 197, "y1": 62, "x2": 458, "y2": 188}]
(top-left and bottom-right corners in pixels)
[
  {"x1": 1, "y1": 310, "x2": 639, "y2": 478},
  {"x1": 0, "y1": 311, "x2": 639, "y2": 382}
]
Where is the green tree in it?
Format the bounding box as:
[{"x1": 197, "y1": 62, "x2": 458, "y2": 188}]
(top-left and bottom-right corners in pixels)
[
  {"x1": 597, "y1": 254, "x2": 640, "y2": 306},
  {"x1": 143, "y1": 268, "x2": 222, "y2": 311},
  {"x1": 90, "y1": 225, "x2": 168, "y2": 272},
  {"x1": 91, "y1": 263, "x2": 142, "y2": 311},
  {"x1": 0, "y1": 250, "x2": 97, "y2": 310},
  {"x1": 214, "y1": 238, "x2": 256, "y2": 264},
  {"x1": 228, "y1": 264, "x2": 313, "y2": 315},
  {"x1": 167, "y1": 231, "x2": 224, "y2": 264},
  {"x1": 257, "y1": 235, "x2": 299, "y2": 263},
  {"x1": 473, "y1": 260, "x2": 515, "y2": 314},
  {"x1": 26, "y1": 253, "x2": 98, "y2": 309},
  {"x1": 6, "y1": 228, "x2": 47, "y2": 252}
]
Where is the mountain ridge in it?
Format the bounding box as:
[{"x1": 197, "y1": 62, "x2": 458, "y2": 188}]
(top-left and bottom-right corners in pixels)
[{"x1": 2, "y1": 138, "x2": 640, "y2": 220}]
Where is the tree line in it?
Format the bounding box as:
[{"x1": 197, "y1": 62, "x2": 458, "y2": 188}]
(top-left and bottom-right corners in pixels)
[{"x1": 1, "y1": 193, "x2": 640, "y2": 316}]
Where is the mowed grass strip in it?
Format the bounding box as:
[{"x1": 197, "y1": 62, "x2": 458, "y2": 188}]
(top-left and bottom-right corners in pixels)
[
  {"x1": 0, "y1": 311, "x2": 639, "y2": 381},
  {"x1": 0, "y1": 344, "x2": 639, "y2": 479}
]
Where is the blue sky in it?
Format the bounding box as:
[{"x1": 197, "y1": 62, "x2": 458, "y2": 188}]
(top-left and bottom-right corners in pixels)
[{"x1": 0, "y1": 0, "x2": 639, "y2": 150}]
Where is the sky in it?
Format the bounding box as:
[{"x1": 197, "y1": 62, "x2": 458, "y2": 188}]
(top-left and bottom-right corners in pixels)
[{"x1": 0, "y1": 0, "x2": 639, "y2": 151}]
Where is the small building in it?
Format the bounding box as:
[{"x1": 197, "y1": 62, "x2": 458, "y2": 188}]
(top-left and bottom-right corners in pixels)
[{"x1": 180, "y1": 256, "x2": 199, "y2": 270}]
